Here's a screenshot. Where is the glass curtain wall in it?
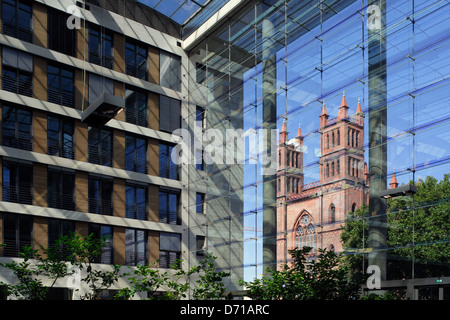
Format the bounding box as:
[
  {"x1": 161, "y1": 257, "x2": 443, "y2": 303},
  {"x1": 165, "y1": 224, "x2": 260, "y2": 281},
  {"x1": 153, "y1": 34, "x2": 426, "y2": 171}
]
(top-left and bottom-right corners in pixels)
[{"x1": 187, "y1": 0, "x2": 450, "y2": 293}]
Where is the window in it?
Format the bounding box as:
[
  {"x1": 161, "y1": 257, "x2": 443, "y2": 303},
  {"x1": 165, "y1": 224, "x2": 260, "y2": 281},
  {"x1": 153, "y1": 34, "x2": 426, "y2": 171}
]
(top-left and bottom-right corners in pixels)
[
  {"x1": 295, "y1": 214, "x2": 316, "y2": 253},
  {"x1": 159, "y1": 188, "x2": 180, "y2": 225},
  {"x1": 196, "y1": 106, "x2": 205, "y2": 129},
  {"x1": 125, "y1": 229, "x2": 147, "y2": 266},
  {"x1": 196, "y1": 193, "x2": 205, "y2": 214},
  {"x1": 88, "y1": 73, "x2": 113, "y2": 105},
  {"x1": 89, "y1": 224, "x2": 113, "y2": 264},
  {"x1": 159, "y1": 232, "x2": 181, "y2": 268},
  {"x1": 125, "y1": 135, "x2": 147, "y2": 173},
  {"x1": 88, "y1": 26, "x2": 114, "y2": 69},
  {"x1": 195, "y1": 236, "x2": 206, "y2": 257},
  {"x1": 351, "y1": 203, "x2": 357, "y2": 213},
  {"x1": 196, "y1": 235, "x2": 206, "y2": 257},
  {"x1": 125, "y1": 184, "x2": 147, "y2": 221},
  {"x1": 47, "y1": 64, "x2": 74, "y2": 107},
  {"x1": 2, "y1": 213, "x2": 32, "y2": 257},
  {"x1": 2, "y1": 47, "x2": 32, "y2": 96},
  {"x1": 196, "y1": 63, "x2": 206, "y2": 84},
  {"x1": 160, "y1": 50, "x2": 181, "y2": 91},
  {"x1": 48, "y1": 8, "x2": 75, "y2": 56},
  {"x1": 196, "y1": 148, "x2": 205, "y2": 171},
  {"x1": 88, "y1": 176, "x2": 113, "y2": 215},
  {"x1": 159, "y1": 143, "x2": 178, "y2": 180},
  {"x1": 48, "y1": 219, "x2": 75, "y2": 258},
  {"x1": 125, "y1": 40, "x2": 147, "y2": 80},
  {"x1": 2, "y1": 160, "x2": 32, "y2": 205},
  {"x1": 48, "y1": 169, "x2": 75, "y2": 211},
  {"x1": 329, "y1": 203, "x2": 336, "y2": 223},
  {"x1": 2, "y1": 105, "x2": 32, "y2": 151},
  {"x1": 47, "y1": 116, "x2": 75, "y2": 159},
  {"x1": 337, "y1": 129, "x2": 340, "y2": 145},
  {"x1": 125, "y1": 87, "x2": 147, "y2": 127},
  {"x1": 1, "y1": 0, "x2": 32, "y2": 42},
  {"x1": 88, "y1": 127, "x2": 113, "y2": 167},
  {"x1": 159, "y1": 95, "x2": 181, "y2": 133}
]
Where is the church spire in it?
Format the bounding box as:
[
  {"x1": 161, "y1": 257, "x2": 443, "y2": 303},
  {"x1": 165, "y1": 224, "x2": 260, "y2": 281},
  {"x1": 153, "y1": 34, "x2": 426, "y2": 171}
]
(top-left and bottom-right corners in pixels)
[
  {"x1": 296, "y1": 123, "x2": 302, "y2": 138},
  {"x1": 389, "y1": 168, "x2": 399, "y2": 189},
  {"x1": 280, "y1": 120, "x2": 288, "y2": 144},
  {"x1": 337, "y1": 90, "x2": 349, "y2": 120},
  {"x1": 320, "y1": 102, "x2": 329, "y2": 127}
]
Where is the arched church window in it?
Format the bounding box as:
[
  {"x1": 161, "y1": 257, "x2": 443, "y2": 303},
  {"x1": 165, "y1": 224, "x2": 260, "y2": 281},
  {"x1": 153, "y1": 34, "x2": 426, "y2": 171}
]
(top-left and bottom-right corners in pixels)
[
  {"x1": 352, "y1": 202, "x2": 357, "y2": 213},
  {"x1": 296, "y1": 214, "x2": 316, "y2": 253},
  {"x1": 337, "y1": 130, "x2": 340, "y2": 145}
]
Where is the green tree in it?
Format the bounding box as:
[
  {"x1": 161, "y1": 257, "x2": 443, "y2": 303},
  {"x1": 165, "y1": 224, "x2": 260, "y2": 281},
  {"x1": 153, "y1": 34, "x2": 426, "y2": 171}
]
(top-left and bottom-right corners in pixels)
[
  {"x1": 57, "y1": 232, "x2": 121, "y2": 300},
  {"x1": 0, "y1": 232, "x2": 120, "y2": 300},
  {"x1": 240, "y1": 247, "x2": 364, "y2": 300},
  {"x1": 116, "y1": 254, "x2": 230, "y2": 300},
  {"x1": 190, "y1": 253, "x2": 230, "y2": 300},
  {"x1": 0, "y1": 240, "x2": 73, "y2": 300}
]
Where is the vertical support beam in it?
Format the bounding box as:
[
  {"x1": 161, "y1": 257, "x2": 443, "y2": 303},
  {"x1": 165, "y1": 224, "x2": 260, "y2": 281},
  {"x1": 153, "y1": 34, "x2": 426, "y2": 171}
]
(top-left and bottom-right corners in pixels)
[
  {"x1": 33, "y1": 3, "x2": 48, "y2": 48},
  {"x1": 148, "y1": 184, "x2": 159, "y2": 222},
  {"x1": 33, "y1": 110, "x2": 47, "y2": 154},
  {"x1": 33, "y1": 163, "x2": 47, "y2": 207},
  {"x1": 114, "y1": 81, "x2": 126, "y2": 122},
  {"x1": 262, "y1": 17, "x2": 277, "y2": 274},
  {"x1": 75, "y1": 121, "x2": 88, "y2": 162},
  {"x1": 113, "y1": 130, "x2": 126, "y2": 169},
  {"x1": 113, "y1": 178, "x2": 126, "y2": 218},
  {"x1": 34, "y1": 217, "x2": 48, "y2": 256},
  {"x1": 113, "y1": 227, "x2": 125, "y2": 265},
  {"x1": 113, "y1": 33, "x2": 125, "y2": 74},
  {"x1": 75, "y1": 171, "x2": 89, "y2": 213},
  {"x1": 147, "y1": 138, "x2": 159, "y2": 176},
  {"x1": 148, "y1": 230, "x2": 160, "y2": 266},
  {"x1": 148, "y1": 46, "x2": 160, "y2": 85},
  {"x1": 33, "y1": 57, "x2": 47, "y2": 101},
  {"x1": 148, "y1": 92, "x2": 159, "y2": 131},
  {"x1": 368, "y1": 0, "x2": 387, "y2": 282}
]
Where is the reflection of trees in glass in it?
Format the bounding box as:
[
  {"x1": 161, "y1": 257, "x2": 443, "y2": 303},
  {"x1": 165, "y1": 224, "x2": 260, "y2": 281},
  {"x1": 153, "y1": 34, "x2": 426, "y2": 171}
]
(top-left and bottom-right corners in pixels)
[{"x1": 341, "y1": 174, "x2": 450, "y2": 279}]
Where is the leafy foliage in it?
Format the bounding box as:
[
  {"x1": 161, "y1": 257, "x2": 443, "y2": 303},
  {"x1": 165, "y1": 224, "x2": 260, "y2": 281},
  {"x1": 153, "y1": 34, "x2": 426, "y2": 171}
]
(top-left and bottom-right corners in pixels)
[
  {"x1": 341, "y1": 174, "x2": 450, "y2": 280},
  {"x1": 116, "y1": 253, "x2": 230, "y2": 300},
  {"x1": 190, "y1": 253, "x2": 230, "y2": 300},
  {"x1": 0, "y1": 232, "x2": 119, "y2": 300},
  {"x1": 240, "y1": 247, "x2": 364, "y2": 300},
  {"x1": 0, "y1": 241, "x2": 73, "y2": 300}
]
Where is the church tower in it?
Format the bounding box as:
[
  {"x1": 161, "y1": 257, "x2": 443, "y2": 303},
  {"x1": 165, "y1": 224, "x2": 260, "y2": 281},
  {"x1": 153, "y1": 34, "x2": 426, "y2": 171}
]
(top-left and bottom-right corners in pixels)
[
  {"x1": 319, "y1": 92, "x2": 366, "y2": 227},
  {"x1": 277, "y1": 121, "x2": 304, "y2": 198},
  {"x1": 319, "y1": 92, "x2": 365, "y2": 186}
]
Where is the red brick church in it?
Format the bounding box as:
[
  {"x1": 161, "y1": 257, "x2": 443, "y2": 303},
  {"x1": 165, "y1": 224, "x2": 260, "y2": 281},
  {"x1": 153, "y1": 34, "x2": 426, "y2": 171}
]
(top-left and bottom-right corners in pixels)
[{"x1": 276, "y1": 92, "x2": 382, "y2": 266}]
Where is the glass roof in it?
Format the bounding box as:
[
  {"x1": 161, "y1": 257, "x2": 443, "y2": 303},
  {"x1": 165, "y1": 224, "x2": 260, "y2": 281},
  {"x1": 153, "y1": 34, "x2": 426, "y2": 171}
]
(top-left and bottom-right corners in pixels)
[{"x1": 138, "y1": 0, "x2": 210, "y2": 26}]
